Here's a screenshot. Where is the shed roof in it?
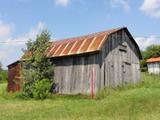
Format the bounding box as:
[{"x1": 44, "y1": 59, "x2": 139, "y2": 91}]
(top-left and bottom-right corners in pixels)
[
  {"x1": 46, "y1": 27, "x2": 122, "y2": 57},
  {"x1": 146, "y1": 57, "x2": 160, "y2": 63},
  {"x1": 8, "y1": 27, "x2": 142, "y2": 67}
]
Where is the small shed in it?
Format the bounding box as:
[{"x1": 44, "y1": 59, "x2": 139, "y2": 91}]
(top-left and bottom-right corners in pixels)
[
  {"x1": 146, "y1": 57, "x2": 160, "y2": 75},
  {"x1": 7, "y1": 61, "x2": 21, "y2": 92},
  {"x1": 7, "y1": 27, "x2": 142, "y2": 94}
]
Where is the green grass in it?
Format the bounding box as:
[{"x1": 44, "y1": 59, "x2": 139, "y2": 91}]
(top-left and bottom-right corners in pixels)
[{"x1": 0, "y1": 73, "x2": 160, "y2": 120}]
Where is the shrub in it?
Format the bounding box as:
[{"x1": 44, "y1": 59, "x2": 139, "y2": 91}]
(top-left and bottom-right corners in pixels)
[
  {"x1": 0, "y1": 70, "x2": 7, "y2": 82},
  {"x1": 32, "y1": 79, "x2": 52, "y2": 99},
  {"x1": 22, "y1": 82, "x2": 34, "y2": 99}
]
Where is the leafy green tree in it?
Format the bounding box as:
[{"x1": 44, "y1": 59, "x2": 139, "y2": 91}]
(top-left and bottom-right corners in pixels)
[
  {"x1": 21, "y1": 30, "x2": 54, "y2": 99},
  {"x1": 142, "y1": 45, "x2": 160, "y2": 60}
]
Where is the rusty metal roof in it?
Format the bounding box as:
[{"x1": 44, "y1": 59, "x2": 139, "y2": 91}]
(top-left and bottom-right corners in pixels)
[
  {"x1": 146, "y1": 57, "x2": 160, "y2": 63},
  {"x1": 46, "y1": 27, "x2": 122, "y2": 57},
  {"x1": 8, "y1": 27, "x2": 142, "y2": 66}
]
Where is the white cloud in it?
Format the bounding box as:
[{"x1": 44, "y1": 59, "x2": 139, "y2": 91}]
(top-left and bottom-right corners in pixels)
[
  {"x1": 0, "y1": 21, "x2": 46, "y2": 68},
  {"x1": 110, "y1": 0, "x2": 130, "y2": 11},
  {"x1": 135, "y1": 35, "x2": 160, "y2": 50},
  {"x1": 1, "y1": 22, "x2": 46, "y2": 46},
  {"x1": 0, "y1": 51, "x2": 9, "y2": 60},
  {"x1": 55, "y1": 0, "x2": 70, "y2": 6},
  {"x1": 14, "y1": 22, "x2": 45, "y2": 44},
  {"x1": 0, "y1": 20, "x2": 12, "y2": 39},
  {"x1": 140, "y1": 0, "x2": 160, "y2": 18}
]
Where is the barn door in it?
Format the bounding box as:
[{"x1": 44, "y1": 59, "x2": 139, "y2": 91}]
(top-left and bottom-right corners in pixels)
[
  {"x1": 105, "y1": 61, "x2": 115, "y2": 87},
  {"x1": 118, "y1": 43, "x2": 131, "y2": 84},
  {"x1": 122, "y1": 62, "x2": 131, "y2": 84}
]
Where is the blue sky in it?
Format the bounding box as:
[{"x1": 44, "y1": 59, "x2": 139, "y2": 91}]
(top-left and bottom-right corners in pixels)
[{"x1": 0, "y1": 0, "x2": 160, "y2": 68}]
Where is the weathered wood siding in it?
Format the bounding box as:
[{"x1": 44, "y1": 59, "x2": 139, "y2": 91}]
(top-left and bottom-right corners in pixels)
[
  {"x1": 52, "y1": 54, "x2": 101, "y2": 94},
  {"x1": 52, "y1": 29, "x2": 141, "y2": 94},
  {"x1": 100, "y1": 30, "x2": 140, "y2": 89}
]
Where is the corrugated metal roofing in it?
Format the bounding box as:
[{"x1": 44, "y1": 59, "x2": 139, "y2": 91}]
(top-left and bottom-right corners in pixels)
[
  {"x1": 46, "y1": 27, "x2": 122, "y2": 57},
  {"x1": 146, "y1": 57, "x2": 160, "y2": 63},
  {"x1": 9, "y1": 27, "x2": 142, "y2": 66}
]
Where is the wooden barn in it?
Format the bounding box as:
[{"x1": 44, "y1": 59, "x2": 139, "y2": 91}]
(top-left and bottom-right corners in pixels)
[
  {"x1": 147, "y1": 57, "x2": 160, "y2": 75},
  {"x1": 7, "y1": 27, "x2": 142, "y2": 94}
]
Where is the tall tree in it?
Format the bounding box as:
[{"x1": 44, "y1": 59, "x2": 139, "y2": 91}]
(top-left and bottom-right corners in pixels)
[{"x1": 21, "y1": 30, "x2": 54, "y2": 99}]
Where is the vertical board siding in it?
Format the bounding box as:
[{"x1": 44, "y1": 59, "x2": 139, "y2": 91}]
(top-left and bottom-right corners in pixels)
[
  {"x1": 100, "y1": 29, "x2": 140, "y2": 88},
  {"x1": 53, "y1": 54, "x2": 101, "y2": 94}
]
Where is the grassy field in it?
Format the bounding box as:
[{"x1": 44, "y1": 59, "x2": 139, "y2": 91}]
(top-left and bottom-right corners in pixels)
[{"x1": 0, "y1": 73, "x2": 160, "y2": 120}]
